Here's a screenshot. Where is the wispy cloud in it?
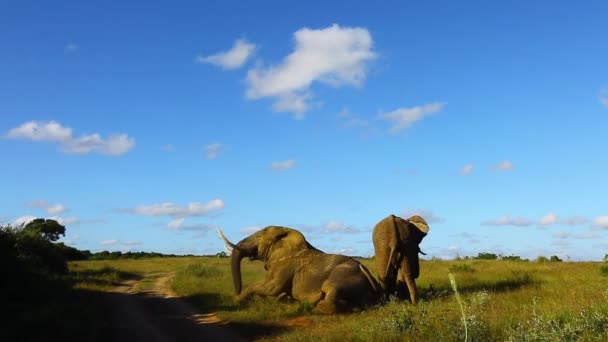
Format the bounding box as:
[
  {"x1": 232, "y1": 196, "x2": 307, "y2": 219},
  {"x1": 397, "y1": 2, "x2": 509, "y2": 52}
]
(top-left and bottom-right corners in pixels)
[
  {"x1": 126, "y1": 199, "x2": 224, "y2": 229},
  {"x1": 100, "y1": 239, "x2": 118, "y2": 246},
  {"x1": 241, "y1": 225, "x2": 263, "y2": 235},
  {"x1": 123, "y1": 240, "x2": 142, "y2": 246},
  {"x1": 26, "y1": 200, "x2": 68, "y2": 214},
  {"x1": 593, "y1": 216, "x2": 608, "y2": 229},
  {"x1": 6, "y1": 120, "x2": 135, "y2": 156},
  {"x1": 337, "y1": 108, "x2": 370, "y2": 128},
  {"x1": 205, "y1": 143, "x2": 224, "y2": 159},
  {"x1": 481, "y1": 215, "x2": 533, "y2": 227},
  {"x1": 13, "y1": 215, "x2": 37, "y2": 227},
  {"x1": 161, "y1": 144, "x2": 174, "y2": 152},
  {"x1": 246, "y1": 24, "x2": 376, "y2": 117},
  {"x1": 401, "y1": 209, "x2": 445, "y2": 224},
  {"x1": 379, "y1": 102, "x2": 445, "y2": 133},
  {"x1": 492, "y1": 160, "x2": 514, "y2": 170},
  {"x1": 271, "y1": 159, "x2": 296, "y2": 171},
  {"x1": 64, "y1": 43, "x2": 78, "y2": 54},
  {"x1": 128, "y1": 199, "x2": 224, "y2": 218},
  {"x1": 599, "y1": 88, "x2": 608, "y2": 107},
  {"x1": 460, "y1": 164, "x2": 473, "y2": 175},
  {"x1": 483, "y1": 212, "x2": 591, "y2": 228},
  {"x1": 553, "y1": 231, "x2": 600, "y2": 240},
  {"x1": 538, "y1": 212, "x2": 558, "y2": 225},
  {"x1": 323, "y1": 220, "x2": 359, "y2": 233},
  {"x1": 197, "y1": 38, "x2": 256, "y2": 70}
]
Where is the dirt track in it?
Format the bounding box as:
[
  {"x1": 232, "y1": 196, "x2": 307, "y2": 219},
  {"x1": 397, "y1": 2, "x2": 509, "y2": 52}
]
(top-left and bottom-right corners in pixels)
[{"x1": 98, "y1": 273, "x2": 246, "y2": 342}]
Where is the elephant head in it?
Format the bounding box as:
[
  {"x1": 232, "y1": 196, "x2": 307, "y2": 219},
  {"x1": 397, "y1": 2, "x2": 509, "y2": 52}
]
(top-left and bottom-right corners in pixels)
[
  {"x1": 219, "y1": 226, "x2": 308, "y2": 295},
  {"x1": 372, "y1": 214, "x2": 429, "y2": 304}
]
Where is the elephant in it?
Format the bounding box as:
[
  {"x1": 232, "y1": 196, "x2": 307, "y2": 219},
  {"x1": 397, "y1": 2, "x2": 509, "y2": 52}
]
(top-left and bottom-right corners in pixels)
[
  {"x1": 218, "y1": 226, "x2": 380, "y2": 314},
  {"x1": 372, "y1": 214, "x2": 429, "y2": 304}
]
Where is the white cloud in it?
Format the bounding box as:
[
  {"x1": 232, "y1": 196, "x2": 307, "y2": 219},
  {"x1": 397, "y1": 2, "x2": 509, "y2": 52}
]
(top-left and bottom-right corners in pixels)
[
  {"x1": 205, "y1": 143, "x2": 224, "y2": 159},
  {"x1": 48, "y1": 216, "x2": 79, "y2": 225},
  {"x1": 64, "y1": 43, "x2": 78, "y2": 53},
  {"x1": 492, "y1": 160, "x2": 514, "y2": 170},
  {"x1": 26, "y1": 200, "x2": 68, "y2": 214},
  {"x1": 271, "y1": 159, "x2": 296, "y2": 170},
  {"x1": 197, "y1": 38, "x2": 256, "y2": 70},
  {"x1": 6, "y1": 121, "x2": 135, "y2": 156},
  {"x1": 100, "y1": 239, "x2": 118, "y2": 246},
  {"x1": 167, "y1": 218, "x2": 185, "y2": 229},
  {"x1": 401, "y1": 209, "x2": 445, "y2": 224},
  {"x1": 481, "y1": 215, "x2": 533, "y2": 227},
  {"x1": 271, "y1": 92, "x2": 312, "y2": 117},
  {"x1": 8, "y1": 121, "x2": 71, "y2": 141},
  {"x1": 379, "y1": 102, "x2": 445, "y2": 133},
  {"x1": 13, "y1": 215, "x2": 37, "y2": 227},
  {"x1": 593, "y1": 216, "x2": 608, "y2": 229},
  {"x1": 539, "y1": 212, "x2": 558, "y2": 225},
  {"x1": 553, "y1": 231, "x2": 571, "y2": 239},
  {"x1": 600, "y1": 88, "x2": 608, "y2": 107},
  {"x1": 241, "y1": 226, "x2": 263, "y2": 235},
  {"x1": 129, "y1": 199, "x2": 224, "y2": 218},
  {"x1": 246, "y1": 24, "x2": 376, "y2": 117},
  {"x1": 460, "y1": 164, "x2": 473, "y2": 175},
  {"x1": 323, "y1": 220, "x2": 359, "y2": 233}
]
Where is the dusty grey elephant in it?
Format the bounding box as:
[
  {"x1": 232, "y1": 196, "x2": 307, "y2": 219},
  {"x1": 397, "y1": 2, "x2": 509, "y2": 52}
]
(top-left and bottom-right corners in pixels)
[
  {"x1": 372, "y1": 214, "x2": 429, "y2": 304},
  {"x1": 218, "y1": 226, "x2": 380, "y2": 314}
]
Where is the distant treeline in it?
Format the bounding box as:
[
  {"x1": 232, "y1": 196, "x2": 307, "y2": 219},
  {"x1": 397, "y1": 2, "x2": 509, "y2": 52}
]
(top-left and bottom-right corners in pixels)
[
  {"x1": 453, "y1": 252, "x2": 563, "y2": 262},
  {"x1": 62, "y1": 247, "x2": 200, "y2": 261}
]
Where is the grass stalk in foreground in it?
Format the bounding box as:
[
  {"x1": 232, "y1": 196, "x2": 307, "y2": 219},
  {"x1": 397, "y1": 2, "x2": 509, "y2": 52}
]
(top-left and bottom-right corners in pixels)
[{"x1": 449, "y1": 272, "x2": 468, "y2": 342}]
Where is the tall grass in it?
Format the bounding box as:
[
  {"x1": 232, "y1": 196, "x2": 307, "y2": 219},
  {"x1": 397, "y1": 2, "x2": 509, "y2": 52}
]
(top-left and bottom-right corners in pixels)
[{"x1": 71, "y1": 258, "x2": 608, "y2": 341}]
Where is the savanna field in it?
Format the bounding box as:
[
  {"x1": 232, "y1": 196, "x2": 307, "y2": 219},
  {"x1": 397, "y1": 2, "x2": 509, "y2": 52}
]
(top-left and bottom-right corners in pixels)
[{"x1": 70, "y1": 257, "x2": 608, "y2": 341}]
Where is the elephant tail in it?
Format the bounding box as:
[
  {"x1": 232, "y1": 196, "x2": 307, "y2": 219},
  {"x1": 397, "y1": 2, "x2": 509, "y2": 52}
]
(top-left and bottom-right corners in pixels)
[{"x1": 359, "y1": 263, "x2": 381, "y2": 295}]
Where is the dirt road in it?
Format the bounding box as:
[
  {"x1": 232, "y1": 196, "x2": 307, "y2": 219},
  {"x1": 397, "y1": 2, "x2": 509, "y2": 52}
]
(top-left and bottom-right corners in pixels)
[{"x1": 97, "y1": 273, "x2": 246, "y2": 342}]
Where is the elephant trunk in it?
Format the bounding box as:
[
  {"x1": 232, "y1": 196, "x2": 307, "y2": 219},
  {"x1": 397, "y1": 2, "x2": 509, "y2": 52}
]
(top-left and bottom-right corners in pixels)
[
  {"x1": 402, "y1": 248, "x2": 420, "y2": 304},
  {"x1": 230, "y1": 248, "x2": 245, "y2": 294},
  {"x1": 229, "y1": 237, "x2": 257, "y2": 295}
]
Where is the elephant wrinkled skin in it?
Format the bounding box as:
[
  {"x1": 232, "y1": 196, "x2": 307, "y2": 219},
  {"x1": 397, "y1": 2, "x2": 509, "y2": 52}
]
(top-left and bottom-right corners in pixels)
[
  {"x1": 372, "y1": 214, "x2": 429, "y2": 304},
  {"x1": 219, "y1": 226, "x2": 380, "y2": 314}
]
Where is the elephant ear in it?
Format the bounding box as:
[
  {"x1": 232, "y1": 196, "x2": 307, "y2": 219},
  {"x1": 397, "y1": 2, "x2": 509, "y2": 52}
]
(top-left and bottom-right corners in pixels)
[
  {"x1": 406, "y1": 215, "x2": 430, "y2": 234},
  {"x1": 261, "y1": 227, "x2": 306, "y2": 260}
]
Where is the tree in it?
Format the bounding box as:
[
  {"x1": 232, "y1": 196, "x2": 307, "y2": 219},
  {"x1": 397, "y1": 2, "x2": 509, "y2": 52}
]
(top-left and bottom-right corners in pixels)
[
  {"x1": 216, "y1": 251, "x2": 228, "y2": 258},
  {"x1": 550, "y1": 255, "x2": 563, "y2": 262},
  {"x1": 20, "y1": 218, "x2": 65, "y2": 242}
]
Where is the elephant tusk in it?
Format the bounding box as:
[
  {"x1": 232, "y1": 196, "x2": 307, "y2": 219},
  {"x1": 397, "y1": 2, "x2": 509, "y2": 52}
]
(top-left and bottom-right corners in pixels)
[
  {"x1": 224, "y1": 245, "x2": 233, "y2": 255},
  {"x1": 218, "y1": 227, "x2": 241, "y2": 251}
]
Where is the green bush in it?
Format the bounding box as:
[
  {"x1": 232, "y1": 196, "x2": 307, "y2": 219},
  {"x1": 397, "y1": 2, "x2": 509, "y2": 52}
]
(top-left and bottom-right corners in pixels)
[{"x1": 475, "y1": 252, "x2": 498, "y2": 260}]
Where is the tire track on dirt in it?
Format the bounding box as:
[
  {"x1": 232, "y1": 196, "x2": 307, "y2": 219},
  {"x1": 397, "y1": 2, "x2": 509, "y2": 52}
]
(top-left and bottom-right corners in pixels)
[{"x1": 100, "y1": 271, "x2": 245, "y2": 342}]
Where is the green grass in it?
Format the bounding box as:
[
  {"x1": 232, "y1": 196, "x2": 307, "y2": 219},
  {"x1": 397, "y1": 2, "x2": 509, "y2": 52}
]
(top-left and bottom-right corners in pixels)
[{"x1": 70, "y1": 257, "x2": 608, "y2": 341}]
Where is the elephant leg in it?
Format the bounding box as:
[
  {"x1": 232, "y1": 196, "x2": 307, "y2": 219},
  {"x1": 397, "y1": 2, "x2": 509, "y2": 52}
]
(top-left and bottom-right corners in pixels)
[
  {"x1": 237, "y1": 278, "x2": 288, "y2": 302},
  {"x1": 399, "y1": 259, "x2": 418, "y2": 304},
  {"x1": 375, "y1": 247, "x2": 398, "y2": 296},
  {"x1": 313, "y1": 286, "x2": 340, "y2": 314}
]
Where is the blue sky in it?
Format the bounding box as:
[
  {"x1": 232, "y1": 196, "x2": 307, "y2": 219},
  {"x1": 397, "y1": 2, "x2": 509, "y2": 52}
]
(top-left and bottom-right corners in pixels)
[{"x1": 2, "y1": 1, "x2": 607, "y2": 260}]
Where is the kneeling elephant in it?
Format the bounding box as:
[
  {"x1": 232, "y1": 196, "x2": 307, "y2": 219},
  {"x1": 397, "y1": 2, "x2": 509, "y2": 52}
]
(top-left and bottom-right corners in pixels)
[{"x1": 219, "y1": 226, "x2": 380, "y2": 314}]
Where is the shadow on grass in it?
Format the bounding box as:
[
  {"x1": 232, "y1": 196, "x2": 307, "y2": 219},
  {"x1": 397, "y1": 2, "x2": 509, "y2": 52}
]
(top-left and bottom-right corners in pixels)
[
  {"x1": 85, "y1": 290, "x2": 288, "y2": 341},
  {"x1": 421, "y1": 271, "x2": 539, "y2": 301}
]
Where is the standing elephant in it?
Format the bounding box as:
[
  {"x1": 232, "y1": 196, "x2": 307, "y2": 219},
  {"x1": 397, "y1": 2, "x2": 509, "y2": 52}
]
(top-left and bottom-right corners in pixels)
[
  {"x1": 218, "y1": 226, "x2": 380, "y2": 314},
  {"x1": 372, "y1": 214, "x2": 429, "y2": 304}
]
